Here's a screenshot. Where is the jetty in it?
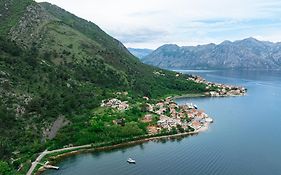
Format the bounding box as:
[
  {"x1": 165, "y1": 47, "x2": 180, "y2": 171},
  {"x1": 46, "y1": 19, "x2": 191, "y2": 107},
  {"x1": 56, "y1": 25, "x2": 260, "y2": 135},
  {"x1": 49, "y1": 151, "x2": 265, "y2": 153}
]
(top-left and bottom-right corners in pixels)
[
  {"x1": 26, "y1": 144, "x2": 92, "y2": 175},
  {"x1": 44, "y1": 164, "x2": 59, "y2": 170},
  {"x1": 38, "y1": 162, "x2": 59, "y2": 170}
]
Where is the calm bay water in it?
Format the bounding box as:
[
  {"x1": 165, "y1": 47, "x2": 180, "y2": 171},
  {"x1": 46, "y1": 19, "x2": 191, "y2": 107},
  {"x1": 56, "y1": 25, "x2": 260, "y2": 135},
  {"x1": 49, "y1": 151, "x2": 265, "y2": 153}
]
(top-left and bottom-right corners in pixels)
[{"x1": 44, "y1": 70, "x2": 281, "y2": 175}]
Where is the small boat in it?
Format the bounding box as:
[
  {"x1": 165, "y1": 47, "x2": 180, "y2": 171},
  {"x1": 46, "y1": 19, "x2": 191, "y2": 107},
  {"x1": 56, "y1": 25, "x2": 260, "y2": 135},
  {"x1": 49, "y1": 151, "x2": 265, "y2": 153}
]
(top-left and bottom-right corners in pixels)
[
  {"x1": 127, "y1": 158, "x2": 136, "y2": 164},
  {"x1": 193, "y1": 104, "x2": 198, "y2": 109},
  {"x1": 205, "y1": 117, "x2": 213, "y2": 123}
]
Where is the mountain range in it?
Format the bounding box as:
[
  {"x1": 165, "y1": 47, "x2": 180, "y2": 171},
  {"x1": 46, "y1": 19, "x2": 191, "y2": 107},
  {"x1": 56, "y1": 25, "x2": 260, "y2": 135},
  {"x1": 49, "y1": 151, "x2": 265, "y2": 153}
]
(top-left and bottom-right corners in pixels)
[{"x1": 142, "y1": 38, "x2": 281, "y2": 70}]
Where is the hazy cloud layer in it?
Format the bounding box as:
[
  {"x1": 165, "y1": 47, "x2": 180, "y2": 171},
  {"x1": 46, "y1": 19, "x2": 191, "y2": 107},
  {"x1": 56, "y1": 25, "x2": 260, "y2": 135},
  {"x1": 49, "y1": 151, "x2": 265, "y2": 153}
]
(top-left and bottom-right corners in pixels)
[{"x1": 36, "y1": 0, "x2": 281, "y2": 49}]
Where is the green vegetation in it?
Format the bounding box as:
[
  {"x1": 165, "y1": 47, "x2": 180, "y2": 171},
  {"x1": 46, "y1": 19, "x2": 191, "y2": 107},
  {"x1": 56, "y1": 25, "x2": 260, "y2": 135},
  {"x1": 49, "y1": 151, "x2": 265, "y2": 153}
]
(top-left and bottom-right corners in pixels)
[
  {"x1": 49, "y1": 105, "x2": 148, "y2": 149},
  {"x1": 0, "y1": 161, "x2": 13, "y2": 175},
  {"x1": 0, "y1": 0, "x2": 35, "y2": 37},
  {"x1": 0, "y1": 0, "x2": 208, "y2": 174}
]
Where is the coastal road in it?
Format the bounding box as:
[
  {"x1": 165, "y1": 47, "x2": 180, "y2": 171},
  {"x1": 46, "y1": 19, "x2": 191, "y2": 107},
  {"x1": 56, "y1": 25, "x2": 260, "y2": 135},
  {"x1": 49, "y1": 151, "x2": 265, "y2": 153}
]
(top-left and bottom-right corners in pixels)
[
  {"x1": 26, "y1": 145, "x2": 92, "y2": 175},
  {"x1": 26, "y1": 150, "x2": 48, "y2": 175},
  {"x1": 26, "y1": 130, "x2": 202, "y2": 175}
]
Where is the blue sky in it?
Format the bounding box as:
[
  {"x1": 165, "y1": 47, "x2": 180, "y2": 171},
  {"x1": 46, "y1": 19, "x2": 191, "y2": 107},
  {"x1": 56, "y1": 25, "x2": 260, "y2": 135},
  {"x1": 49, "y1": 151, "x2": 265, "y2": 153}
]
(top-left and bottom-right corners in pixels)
[{"x1": 36, "y1": 0, "x2": 281, "y2": 49}]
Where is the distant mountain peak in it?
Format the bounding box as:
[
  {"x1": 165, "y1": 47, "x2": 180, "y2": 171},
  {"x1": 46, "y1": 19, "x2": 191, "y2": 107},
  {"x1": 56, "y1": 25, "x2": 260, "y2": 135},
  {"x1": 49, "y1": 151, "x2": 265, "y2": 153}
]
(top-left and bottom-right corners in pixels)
[
  {"x1": 244, "y1": 37, "x2": 258, "y2": 41},
  {"x1": 161, "y1": 44, "x2": 180, "y2": 48},
  {"x1": 239, "y1": 37, "x2": 260, "y2": 43},
  {"x1": 220, "y1": 40, "x2": 232, "y2": 45}
]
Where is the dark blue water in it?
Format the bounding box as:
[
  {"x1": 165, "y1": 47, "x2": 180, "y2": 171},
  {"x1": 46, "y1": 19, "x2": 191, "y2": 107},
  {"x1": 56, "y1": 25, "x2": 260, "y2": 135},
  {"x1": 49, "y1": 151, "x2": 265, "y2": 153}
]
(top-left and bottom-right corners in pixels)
[{"x1": 44, "y1": 70, "x2": 281, "y2": 175}]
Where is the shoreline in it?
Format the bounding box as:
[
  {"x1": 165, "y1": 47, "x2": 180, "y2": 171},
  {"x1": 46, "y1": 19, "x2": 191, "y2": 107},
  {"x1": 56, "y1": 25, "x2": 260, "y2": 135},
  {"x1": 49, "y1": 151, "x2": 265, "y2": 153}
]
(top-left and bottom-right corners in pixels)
[
  {"x1": 172, "y1": 93, "x2": 206, "y2": 99},
  {"x1": 27, "y1": 92, "x2": 214, "y2": 175},
  {"x1": 173, "y1": 93, "x2": 246, "y2": 100},
  {"x1": 30, "y1": 90, "x2": 240, "y2": 175},
  {"x1": 31, "y1": 88, "x2": 243, "y2": 175},
  {"x1": 35, "y1": 127, "x2": 209, "y2": 174}
]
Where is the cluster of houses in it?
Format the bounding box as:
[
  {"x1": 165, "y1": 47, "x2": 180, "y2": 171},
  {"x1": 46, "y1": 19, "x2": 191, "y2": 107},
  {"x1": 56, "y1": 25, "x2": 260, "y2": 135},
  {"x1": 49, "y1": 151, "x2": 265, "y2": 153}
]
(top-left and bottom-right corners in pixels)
[
  {"x1": 153, "y1": 71, "x2": 165, "y2": 76},
  {"x1": 142, "y1": 97, "x2": 213, "y2": 134},
  {"x1": 115, "y1": 91, "x2": 128, "y2": 96},
  {"x1": 101, "y1": 96, "x2": 214, "y2": 135},
  {"x1": 187, "y1": 75, "x2": 247, "y2": 96},
  {"x1": 100, "y1": 98, "x2": 129, "y2": 111}
]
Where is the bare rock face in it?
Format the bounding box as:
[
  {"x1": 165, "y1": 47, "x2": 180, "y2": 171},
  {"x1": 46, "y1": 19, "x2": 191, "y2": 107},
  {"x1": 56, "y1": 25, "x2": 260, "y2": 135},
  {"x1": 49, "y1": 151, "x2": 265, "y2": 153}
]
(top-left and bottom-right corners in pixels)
[
  {"x1": 143, "y1": 38, "x2": 281, "y2": 70},
  {"x1": 9, "y1": 3, "x2": 57, "y2": 48},
  {"x1": 43, "y1": 116, "x2": 70, "y2": 140}
]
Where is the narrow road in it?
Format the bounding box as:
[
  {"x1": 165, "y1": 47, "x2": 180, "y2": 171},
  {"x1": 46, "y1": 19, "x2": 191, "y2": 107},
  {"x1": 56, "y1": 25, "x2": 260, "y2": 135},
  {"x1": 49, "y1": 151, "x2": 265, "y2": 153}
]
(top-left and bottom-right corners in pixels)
[
  {"x1": 26, "y1": 131, "x2": 201, "y2": 175},
  {"x1": 26, "y1": 145, "x2": 92, "y2": 175},
  {"x1": 26, "y1": 150, "x2": 48, "y2": 175}
]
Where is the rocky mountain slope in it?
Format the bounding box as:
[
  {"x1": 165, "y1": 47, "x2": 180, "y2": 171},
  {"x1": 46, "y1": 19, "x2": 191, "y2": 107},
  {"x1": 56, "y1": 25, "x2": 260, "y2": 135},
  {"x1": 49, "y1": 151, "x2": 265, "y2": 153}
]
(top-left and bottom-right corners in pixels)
[
  {"x1": 0, "y1": 0, "x2": 207, "y2": 173},
  {"x1": 143, "y1": 38, "x2": 281, "y2": 70},
  {"x1": 128, "y1": 48, "x2": 153, "y2": 59}
]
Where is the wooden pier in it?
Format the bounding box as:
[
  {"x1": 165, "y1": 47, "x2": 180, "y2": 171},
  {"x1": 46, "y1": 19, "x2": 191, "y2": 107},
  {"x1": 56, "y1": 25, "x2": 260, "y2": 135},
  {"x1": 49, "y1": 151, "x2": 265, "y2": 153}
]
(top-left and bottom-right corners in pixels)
[
  {"x1": 38, "y1": 162, "x2": 59, "y2": 170},
  {"x1": 44, "y1": 164, "x2": 59, "y2": 170}
]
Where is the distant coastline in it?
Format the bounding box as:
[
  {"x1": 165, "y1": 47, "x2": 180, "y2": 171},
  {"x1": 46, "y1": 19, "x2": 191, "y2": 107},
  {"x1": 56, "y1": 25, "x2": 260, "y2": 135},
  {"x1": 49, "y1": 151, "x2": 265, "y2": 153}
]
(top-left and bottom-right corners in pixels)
[{"x1": 173, "y1": 69, "x2": 219, "y2": 73}]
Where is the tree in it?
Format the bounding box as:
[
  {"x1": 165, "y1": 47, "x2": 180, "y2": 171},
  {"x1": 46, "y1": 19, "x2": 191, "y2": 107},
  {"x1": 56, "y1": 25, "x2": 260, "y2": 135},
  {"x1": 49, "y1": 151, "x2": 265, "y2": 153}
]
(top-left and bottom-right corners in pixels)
[
  {"x1": 0, "y1": 161, "x2": 12, "y2": 175},
  {"x1": 176, "y1": 124, "x2": 184, "y2": 133},
  {"x1": 171, "y1": 126, "x2": 178, "y2": 134}
]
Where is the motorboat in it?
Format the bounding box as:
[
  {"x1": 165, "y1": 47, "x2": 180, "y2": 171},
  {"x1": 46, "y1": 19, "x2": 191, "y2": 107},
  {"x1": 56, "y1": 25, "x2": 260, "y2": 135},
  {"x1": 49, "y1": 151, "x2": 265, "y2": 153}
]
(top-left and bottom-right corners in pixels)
[{"x1": 127, "y1": 157, "x2": 136, "y2": 164}]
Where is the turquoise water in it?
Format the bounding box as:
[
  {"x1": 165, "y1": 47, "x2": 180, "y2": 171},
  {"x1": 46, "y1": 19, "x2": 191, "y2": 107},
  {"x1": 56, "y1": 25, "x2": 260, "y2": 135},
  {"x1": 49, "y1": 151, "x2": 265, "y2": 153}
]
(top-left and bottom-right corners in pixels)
[{"x1": 44, "y1": 70, "x2": 281, "y2": 175}]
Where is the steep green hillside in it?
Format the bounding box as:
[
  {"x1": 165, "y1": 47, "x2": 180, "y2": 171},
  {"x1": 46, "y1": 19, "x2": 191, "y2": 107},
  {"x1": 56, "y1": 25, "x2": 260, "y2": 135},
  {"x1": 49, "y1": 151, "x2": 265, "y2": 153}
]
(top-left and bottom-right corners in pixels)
[
  {"x1": 0, "y1": 0, "x2": 207, "y2": 173},
  {"x1": 0, "y1": 0, "x2": 35, "y2": 37}
]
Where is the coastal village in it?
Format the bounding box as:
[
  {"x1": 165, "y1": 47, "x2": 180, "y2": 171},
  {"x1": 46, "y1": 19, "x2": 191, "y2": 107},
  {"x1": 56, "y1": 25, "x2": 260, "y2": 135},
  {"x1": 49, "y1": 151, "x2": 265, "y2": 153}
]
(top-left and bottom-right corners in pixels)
[
  {"x1": 100, "y1": 74, "x2": 247, "y2": 136},
  {"x1": 152, "y1": 72, "x2": 247, "y2": 97},
  {"x1": 101, "y1": 96, "x2": 213, "y2": 135},
  {"x1": 141, "y1": 97, "x2": 213, "y2": 134},
  {"x1": 101, "y1": 98, "x2": 129, "y2": 111},
  {"x1": 187, "y1": 75, "x2": 247, "y2": 96}
]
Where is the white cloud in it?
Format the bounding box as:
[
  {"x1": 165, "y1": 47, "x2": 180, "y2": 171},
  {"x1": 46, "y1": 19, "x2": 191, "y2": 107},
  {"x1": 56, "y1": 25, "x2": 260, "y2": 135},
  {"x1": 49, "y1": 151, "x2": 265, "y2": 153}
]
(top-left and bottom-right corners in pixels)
[{"x1": 36, "y1": 0, "x2": 281, "y2": 49}]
